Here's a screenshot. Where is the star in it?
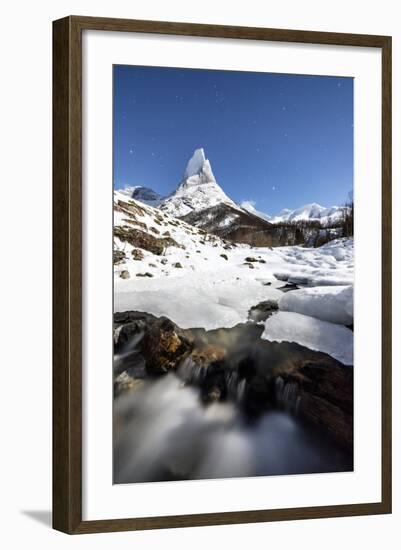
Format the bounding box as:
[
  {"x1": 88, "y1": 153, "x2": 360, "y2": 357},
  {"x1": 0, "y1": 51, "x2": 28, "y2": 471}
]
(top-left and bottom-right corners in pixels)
[
  {"x1": 337, "y1": 82, "x2": 342, "y2": 88},
  {"x1": 129, "y1": 149, "x2": 134, "y2": 155},
  {"x1": 272, "y1": 186, "x2": 276, "y2": 191},
  {"x1": 282, "y1": 106, "x2": 287, "y2": 111}
]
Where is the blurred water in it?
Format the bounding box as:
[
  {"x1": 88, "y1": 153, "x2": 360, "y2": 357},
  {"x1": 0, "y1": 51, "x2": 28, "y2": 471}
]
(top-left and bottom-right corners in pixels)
[{"x1": 113, "y1": 373, "x2": 352, "y2": 484}]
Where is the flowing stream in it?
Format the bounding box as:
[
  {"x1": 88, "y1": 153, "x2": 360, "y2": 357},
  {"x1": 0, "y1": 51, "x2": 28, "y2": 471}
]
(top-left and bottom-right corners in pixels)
[{"x1": 113, "y1": 319, "x2": 353, "y2": 484}]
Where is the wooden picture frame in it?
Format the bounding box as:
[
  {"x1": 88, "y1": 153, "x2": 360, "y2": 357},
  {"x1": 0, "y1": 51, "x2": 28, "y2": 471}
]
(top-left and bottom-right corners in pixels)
[{"x1": 53, "y1": 15, "x2": 392, "y2": 534}]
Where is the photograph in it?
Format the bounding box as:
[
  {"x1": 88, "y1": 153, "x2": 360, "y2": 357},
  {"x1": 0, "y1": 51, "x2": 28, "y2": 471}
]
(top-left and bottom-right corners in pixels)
[{"x1": 112, "y1": 64, "x2": 354, "y2": 484}]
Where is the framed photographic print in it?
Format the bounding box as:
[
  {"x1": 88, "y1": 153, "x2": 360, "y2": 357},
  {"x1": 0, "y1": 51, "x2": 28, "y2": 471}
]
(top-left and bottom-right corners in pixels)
[{"x1": 53, "y1": 16, "x2": 392, "y2": 534}]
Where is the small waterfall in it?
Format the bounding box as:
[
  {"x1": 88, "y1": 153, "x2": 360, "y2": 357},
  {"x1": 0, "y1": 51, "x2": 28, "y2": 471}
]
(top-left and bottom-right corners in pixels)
[
  {"x1": 225, "y1": 370, "x2": 239, "y2": 400},
  {"x1": 113, "y1": 327, "x2": 146, "y2": 376},
  {"x1": 236, "y1": 379, "x2": 247, "y2": 402},
  {"x1": 275, "y1": 376, "x2": 301, "y2": 414},
  {"x1": 177, "y1": 357, "x2": 207, "y2": 385}
]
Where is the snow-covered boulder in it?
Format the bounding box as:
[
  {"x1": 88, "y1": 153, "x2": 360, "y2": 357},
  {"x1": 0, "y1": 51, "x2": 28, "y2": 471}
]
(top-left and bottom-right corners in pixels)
[
  {"x1": 278, "y1": 285, "x2": 353, "y2": 326},
  {"x1": 262, "y1": 311, "x2": 353, "y2": 365}
]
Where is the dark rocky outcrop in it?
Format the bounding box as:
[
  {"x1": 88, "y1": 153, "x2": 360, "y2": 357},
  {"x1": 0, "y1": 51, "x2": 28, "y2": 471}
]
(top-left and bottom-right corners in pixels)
[
  {"x1": 131, "y1": 248, "x2": 144, "y2": 261},
  {"x1": 141, "y1": 317, "x2": 194, "y2": 374},
  {"x1": 114, "y1": 226, "x2": 180, "y2": 256},
  {"x1": 278, "y1": 360, "x2": 353, "y2": 449},
  {"x1": 113, "y1": 250, "x2": 126, "y2": 265}
]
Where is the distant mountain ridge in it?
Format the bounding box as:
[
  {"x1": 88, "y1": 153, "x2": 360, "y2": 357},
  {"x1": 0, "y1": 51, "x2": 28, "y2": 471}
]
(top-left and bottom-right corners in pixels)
[
  {"x1": 119, "y1": 186, "x2": 162, "y2": 207},
  {"x1": 118, "y1": 148, "x2": 347, "y2": 244}
]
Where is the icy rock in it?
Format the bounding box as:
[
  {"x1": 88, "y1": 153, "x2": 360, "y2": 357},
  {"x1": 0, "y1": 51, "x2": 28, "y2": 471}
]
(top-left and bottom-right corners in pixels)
[
  {"x1": 279, "y1": 285, "x2": 353, "y2": 325},
  {"x1": 262, "y1": 311, "x2": 353, "y2": 365}
]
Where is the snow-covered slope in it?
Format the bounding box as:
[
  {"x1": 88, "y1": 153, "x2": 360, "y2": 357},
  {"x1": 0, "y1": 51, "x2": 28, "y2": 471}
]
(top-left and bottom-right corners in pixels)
[
  {"x1": 159, "y1": 148, "x2": 239, "y2": 217},
  {"x1": 240, "y1": 201, "x2": 272, "y2": 222},
  {"x1": 113, "y1": 192, "x2": 354, "y2": 364}
]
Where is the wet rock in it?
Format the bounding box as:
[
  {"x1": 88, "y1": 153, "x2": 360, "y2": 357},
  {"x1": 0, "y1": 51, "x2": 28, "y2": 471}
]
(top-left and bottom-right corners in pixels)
[
  {"x1": 120, "y1": 270, "x2": 130, "y2": 279},
  {"x1": 115, "y1": 319, "x2": 145, "y2": 350},
  {"x1": 236, "y1": 356, "x2": 277, "y2": 415},
  {"x1": 131, "y1": 248, "x2": 144, "y2": 261},
  {"x1": 142, "y1": 317, "x2": 194, "y2": 374},
  {"x1": 190, "y1": 345, "x2": 226, "y2": 369},
  {"x1": 237, "y1": 356, "x2": 258, "y2": 381},
  {"x1": 114, "y1": 371, "x2": 144, "y2": 397},
  {"x1": 277, "y1": 359, "x2": 353, "y2": 449},
  {"x1": 113, "y1": 250, "x2": 126, "y2": 265},
  {"x1": 248, "y1": 299, "x2": 279, "y2": 322},
  {"x1": 200, "y1": 359, "x2": 228, "y2": 404}
]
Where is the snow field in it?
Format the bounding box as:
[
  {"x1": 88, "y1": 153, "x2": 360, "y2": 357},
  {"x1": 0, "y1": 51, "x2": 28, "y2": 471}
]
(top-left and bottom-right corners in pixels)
[{"x1": 114, "y1": 195, "x2": 354, "y2": 364}]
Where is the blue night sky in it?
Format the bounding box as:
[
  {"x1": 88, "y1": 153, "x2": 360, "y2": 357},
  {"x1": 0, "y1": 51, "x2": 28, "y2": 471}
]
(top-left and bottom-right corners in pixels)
[{"x1": 113, "y1": 65, "x2": 353, "y2": 215}]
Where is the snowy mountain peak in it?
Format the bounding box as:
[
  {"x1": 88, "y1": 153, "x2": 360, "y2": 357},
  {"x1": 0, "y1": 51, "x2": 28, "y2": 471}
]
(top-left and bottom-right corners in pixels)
[
  {"x1": 242, "y1": 200, "x2": 345, "y2": 227},
  {"x1": 181, "y1": 148, "x2": 216, "y2": 184},
  {"x1": 184, "y1": 148, "x2": 208, "y2": 178},
  {"x1": 273, "y1": 203, "x2": 342, "y2": 224},
  {"x1": 159, "y1": 148, "x2": 237, "y2": 217}
]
